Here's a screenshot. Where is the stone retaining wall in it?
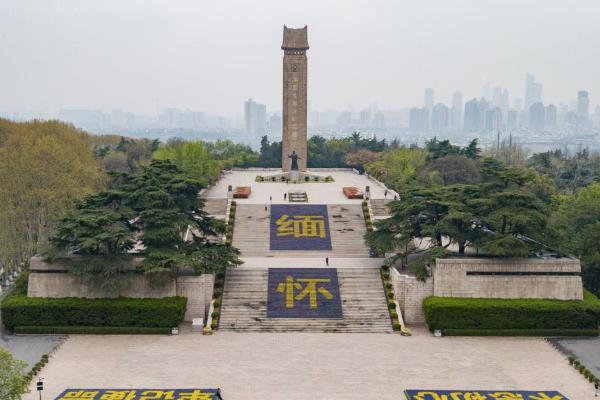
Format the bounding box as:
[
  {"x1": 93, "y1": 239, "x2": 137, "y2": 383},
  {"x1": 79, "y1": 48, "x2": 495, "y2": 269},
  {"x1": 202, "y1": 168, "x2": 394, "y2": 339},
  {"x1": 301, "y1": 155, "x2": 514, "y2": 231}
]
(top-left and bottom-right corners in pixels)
[
  {"x1": 391, "y1": 257, "x2": 584, "y2": 324},
  {"x1": 27, "y1": 256, "x2": 214, "y2": 322},
  {"x1": 390, "y1": 269, "x2": 433, "y2": 324},
  {"x1": 433, "y1": 257, "x2": 583, "y2": 300}
]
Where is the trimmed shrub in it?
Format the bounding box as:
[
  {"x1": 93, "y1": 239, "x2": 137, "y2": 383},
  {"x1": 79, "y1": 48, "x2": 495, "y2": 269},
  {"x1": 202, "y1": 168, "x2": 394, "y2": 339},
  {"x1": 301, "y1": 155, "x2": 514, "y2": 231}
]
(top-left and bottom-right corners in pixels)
[
  {"x1": 1, "y1": 295, "x2": 187, "y2": 331},
  {"x1": 423, "y1": 291, "x2": 600, "y2": 333},
  {"x1": 14, "y1": 326, "x2": 171, "y2": 335}
]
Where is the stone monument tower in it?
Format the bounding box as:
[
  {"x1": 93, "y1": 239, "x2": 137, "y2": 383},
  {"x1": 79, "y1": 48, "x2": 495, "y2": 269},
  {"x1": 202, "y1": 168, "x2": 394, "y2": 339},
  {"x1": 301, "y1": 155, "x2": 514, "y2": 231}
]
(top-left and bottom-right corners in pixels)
[{"x1": 281, "y1": 25, "x2": 309, "y2": 172}]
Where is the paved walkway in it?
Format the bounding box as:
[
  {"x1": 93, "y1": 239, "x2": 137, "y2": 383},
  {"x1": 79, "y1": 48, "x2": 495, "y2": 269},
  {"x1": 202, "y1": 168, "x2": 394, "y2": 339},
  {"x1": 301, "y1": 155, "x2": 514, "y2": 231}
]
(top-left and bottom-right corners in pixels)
[
  {"x1": 25, "y1": 328, "x2": 593, "y2": 400},
  {"x1": 239, "y1": 257, "x2": 385, "y2": 269},
  {"x1": 550, "y1": 337, "x2": 600, "y2": 378}
]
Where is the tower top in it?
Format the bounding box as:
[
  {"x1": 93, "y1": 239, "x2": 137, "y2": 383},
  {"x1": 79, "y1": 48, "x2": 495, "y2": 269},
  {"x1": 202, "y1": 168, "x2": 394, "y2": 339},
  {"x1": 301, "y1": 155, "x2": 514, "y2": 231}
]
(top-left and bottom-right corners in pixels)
[{"x1": 282, "y1": 25, "x2": 309, "y2": 50}]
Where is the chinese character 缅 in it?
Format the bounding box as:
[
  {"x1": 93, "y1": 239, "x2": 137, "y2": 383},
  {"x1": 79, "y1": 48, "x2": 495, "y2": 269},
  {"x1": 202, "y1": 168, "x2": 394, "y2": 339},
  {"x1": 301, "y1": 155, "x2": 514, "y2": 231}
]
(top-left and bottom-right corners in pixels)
[
  {"x1": 277, "y1": 276, "x2": 334, "y2": 308},
  {"x1": 276, "y1": 214, "x2": 327, "y2": 238}
]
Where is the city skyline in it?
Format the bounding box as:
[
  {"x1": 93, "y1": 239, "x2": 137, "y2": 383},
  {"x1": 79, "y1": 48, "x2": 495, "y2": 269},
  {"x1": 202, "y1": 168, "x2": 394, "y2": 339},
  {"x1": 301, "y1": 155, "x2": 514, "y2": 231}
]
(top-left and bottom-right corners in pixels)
[
  {"x1": 1, "y1": 0, "x2": 600, "y2": 115},
  {"x1": 9, "y1": 75, "x2": 597, "y2": 132}
]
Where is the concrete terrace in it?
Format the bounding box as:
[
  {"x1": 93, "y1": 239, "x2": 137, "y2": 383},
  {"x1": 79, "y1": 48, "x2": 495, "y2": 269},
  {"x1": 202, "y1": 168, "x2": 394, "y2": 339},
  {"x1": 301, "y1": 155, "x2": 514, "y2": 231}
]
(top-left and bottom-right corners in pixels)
[{"x1": 202, "y1": 169, "x2": 398, "y2": 205}]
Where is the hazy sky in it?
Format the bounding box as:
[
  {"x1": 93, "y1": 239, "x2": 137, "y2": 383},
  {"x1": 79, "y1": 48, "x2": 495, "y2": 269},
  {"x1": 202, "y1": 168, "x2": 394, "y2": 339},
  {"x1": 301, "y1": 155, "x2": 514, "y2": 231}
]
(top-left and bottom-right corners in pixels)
[{"x1": 1, "y1": 0, "x2": 599, "y2": 115}]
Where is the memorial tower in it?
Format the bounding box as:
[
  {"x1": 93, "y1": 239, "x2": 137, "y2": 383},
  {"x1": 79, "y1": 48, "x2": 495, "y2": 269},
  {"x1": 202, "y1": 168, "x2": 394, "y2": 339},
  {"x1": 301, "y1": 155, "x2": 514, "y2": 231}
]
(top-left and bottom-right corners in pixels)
[{"x1": 281, "y1": 25, "x2": 309, "y2": 172}]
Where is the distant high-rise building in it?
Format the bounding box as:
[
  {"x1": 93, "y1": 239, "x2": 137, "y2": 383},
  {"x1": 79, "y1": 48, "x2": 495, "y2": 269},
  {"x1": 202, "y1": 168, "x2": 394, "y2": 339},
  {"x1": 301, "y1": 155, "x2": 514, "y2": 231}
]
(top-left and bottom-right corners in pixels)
[
  {"x1": 575, "y1": 91, "x2": 590, "y2": 130},
  {"x1": 244, "y1": 98, "x2": 267, "y2": 137},
  {"x1": 359, "y1": 109, "x2": 371, "y2": 126},
  {"x1": 492, "y1": 87, "x2": 502, "y2": 106},
  {"x1": 595, "y1": 105, "x2": 600, "y2": 128},
  {"x1": 492, "y1": 87, "x2": 510, "y2": 114},
  {"x1": 519, "y1": 109, "x2": 528, "y2": 128},
  {"x1": 564, "y1": 111, "x2": 578, "y2": 126},
  {"x1": 463, "y1": 98, "x2": 481, "y2": 132},
  {"x1": 478, "y1": 98, "x2": 489, "y2": 131},
  {"x1": 545, "y1": 104, "x2": 557, "y2": 128},
  {"x1": 525, "y1": 73, "x2": 543, "y2": 108},
  {"x1": 373, "y1": 112, "x2": 385, "y2": 128},
  {"x1": 485, "y1": 107, "x2": 502, "y2": 133},
  {"x1": 409, "y1": 107, "x2": 430, "y2": 133},
  {"x1": 577, "y1": 91, "x2": 589, "y2": 118},
  {"x1": 431, "y1": 103, "x2": 449, "y2": 132},
  {"x1": 424, "y1": 88, "x2": 434, "y2": 109},
  {"x1": 507, "y1": 110, "x2": 519, "y2": 129},
  {"x1": 451, "y1": 91, "x2": 463, "y2": 131},
  {"x1": 529, "y1": 102, "x2": 546, "y2": 131}
]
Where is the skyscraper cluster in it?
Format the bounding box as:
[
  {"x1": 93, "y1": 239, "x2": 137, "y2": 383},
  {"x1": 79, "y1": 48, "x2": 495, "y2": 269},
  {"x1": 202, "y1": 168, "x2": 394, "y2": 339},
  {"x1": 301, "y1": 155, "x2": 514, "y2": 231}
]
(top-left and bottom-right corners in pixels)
[
  {"x1": 409, "y1": 89, "x2": 463, "y2": 133},
  {"x1": 408, "y1": 73, "x2": 595, "y2": 135}
]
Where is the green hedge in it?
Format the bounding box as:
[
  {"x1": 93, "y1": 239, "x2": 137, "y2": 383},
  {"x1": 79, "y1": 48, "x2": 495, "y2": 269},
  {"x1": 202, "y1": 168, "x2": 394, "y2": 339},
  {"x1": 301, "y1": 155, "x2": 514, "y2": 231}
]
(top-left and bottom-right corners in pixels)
[
  {"x1": 423, "y1": 290, "x2": 600, "y2": 333},
  {"x1": 14, "y1": 326, "x2": 172, "y2": 335},
  {"x1": 1, "y1": 295, "x2": 187, "y2": 331}
]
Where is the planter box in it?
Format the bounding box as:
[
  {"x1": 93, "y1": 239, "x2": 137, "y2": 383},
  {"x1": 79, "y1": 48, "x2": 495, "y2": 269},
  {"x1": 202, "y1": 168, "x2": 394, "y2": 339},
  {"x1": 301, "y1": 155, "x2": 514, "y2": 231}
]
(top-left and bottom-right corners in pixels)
[{"x1": 343, "y1": 187, "x2": 363, "y2": 199}]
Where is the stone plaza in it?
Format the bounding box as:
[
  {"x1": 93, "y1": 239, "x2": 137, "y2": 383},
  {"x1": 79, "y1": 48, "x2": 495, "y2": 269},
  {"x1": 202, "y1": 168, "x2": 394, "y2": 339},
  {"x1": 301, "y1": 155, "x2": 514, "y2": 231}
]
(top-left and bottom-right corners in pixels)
[{"x1": 24, "y1": 329, "x2": 595, "y2": 400}]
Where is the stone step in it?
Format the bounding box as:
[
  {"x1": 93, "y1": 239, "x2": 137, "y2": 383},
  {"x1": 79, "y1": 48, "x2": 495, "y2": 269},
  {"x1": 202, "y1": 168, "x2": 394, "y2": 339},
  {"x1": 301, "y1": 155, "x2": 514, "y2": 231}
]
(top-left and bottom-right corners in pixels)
[
  {"x1": 219, "y1": 267, "x2": 391, "y2": 333},
  {"x1": 203, "y1": 198, "x2": 228, "y2": 217},
  {"x1": 231, "y1": 204, "x2": 370, "y2": 258}
]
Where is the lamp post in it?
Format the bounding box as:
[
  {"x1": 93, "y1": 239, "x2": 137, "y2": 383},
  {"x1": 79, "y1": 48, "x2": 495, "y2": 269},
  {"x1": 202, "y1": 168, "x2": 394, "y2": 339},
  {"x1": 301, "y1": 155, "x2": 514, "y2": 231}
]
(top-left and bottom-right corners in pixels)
[{"x1": 36, "y1": 377, "x2": 44, "y2": 400}]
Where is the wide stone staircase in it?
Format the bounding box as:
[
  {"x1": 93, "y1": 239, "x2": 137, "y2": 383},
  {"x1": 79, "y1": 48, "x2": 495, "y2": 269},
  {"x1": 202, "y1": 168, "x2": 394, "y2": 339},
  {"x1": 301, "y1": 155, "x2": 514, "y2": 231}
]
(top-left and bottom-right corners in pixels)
[
  {"x1": 203, "y1": 198, "x2": 228, "y2": 219},
  {"x1": 369, "y1": 199, "x2": 392, "y2": 217},
  {"x1": 219, "y1": 267, "x2": 392, "y2": 333},
  {"x1": 232, "y1": 204, "x2": 370, "y2": 257}
]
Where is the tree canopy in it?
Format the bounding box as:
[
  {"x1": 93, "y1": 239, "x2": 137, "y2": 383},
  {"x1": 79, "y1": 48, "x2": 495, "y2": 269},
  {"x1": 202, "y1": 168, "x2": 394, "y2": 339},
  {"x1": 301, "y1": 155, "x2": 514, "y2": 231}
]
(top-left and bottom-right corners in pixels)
[
  {"x1": 0, "y1": 348, "x2": 28, "y2": 400},
  {"x1": 548, "y1": 183, "x2": 600, "y2": 294},
  {"x1": 153, "y1": 139, "x2": 222, "y2": 186},
  {"x1": 0, "y1": 119, "x2": 103, "y2": 276},
  {"x1": 367, "y1": 161, "x2": 552, "y2": 259},
  {"x1": 50, "y1": 160, "x2": 241, "y2": 287}
]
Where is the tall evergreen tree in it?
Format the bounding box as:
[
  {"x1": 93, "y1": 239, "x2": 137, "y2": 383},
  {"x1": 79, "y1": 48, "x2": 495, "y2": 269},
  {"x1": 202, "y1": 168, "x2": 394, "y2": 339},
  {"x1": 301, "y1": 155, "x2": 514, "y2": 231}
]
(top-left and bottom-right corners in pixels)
[{"x1": 51, "y1": 160, "x2": 241, "y2": 286}]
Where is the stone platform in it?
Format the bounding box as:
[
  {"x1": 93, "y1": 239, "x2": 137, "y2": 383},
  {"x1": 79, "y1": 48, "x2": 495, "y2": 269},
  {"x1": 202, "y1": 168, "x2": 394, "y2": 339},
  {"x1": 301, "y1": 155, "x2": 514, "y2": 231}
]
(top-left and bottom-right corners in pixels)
[{"x1": 203, "y1": 169, "x2": 398, "y2": 205}]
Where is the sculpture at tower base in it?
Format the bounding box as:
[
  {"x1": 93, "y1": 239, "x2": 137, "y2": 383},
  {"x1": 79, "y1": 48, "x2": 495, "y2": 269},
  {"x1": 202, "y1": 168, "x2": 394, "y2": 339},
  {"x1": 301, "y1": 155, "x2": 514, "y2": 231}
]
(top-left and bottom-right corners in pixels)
[{"x1": 288, "y1": 150, "x2": 301, "y2": 171}]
